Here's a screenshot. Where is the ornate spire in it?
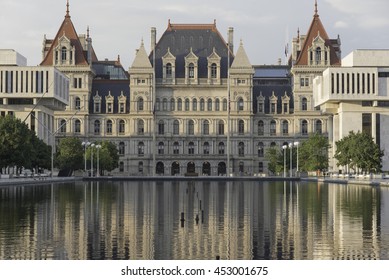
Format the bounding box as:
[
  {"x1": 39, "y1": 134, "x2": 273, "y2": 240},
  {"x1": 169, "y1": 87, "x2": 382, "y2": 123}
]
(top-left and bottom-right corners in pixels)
[
  {"x1": 314, "y1": 0, "x2": 318, "y2": 17},
  {"x1": 66, "y1": 0, "x2": 70, "y2": 18}
]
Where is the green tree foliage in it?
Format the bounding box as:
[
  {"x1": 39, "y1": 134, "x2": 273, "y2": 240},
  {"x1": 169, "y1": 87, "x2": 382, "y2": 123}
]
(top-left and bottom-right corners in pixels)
[
  {"x1": 55, "y1": 137, "x2": 83, "y2": 172},
  {"x1": 30, "y1": 136, "x2": 51, "y2": 171},
  {"x1": 334, "y1": 131, "x2": 383, "y2": 173},
  {"x1": 265, "y1": 146, "x2": 284, "y2": 175},
  {"x1": 0, "y1": 116, "x2": 34, "y2": 171},
  {"x1": 85, "y1": 141, "x2": 119, "y2": 175},
  {"x1": 299, "y1": 133, "x2": 330, "y2": 172}
]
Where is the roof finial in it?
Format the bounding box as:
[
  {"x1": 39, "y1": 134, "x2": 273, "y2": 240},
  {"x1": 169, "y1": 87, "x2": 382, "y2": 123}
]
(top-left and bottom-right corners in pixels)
[
  {"x1": 66, "y1": 0, "x2": 70, "y2": 17},
  {"x1": 87, "y1": 26, "x2": 90, "y2": 38},
  {"x1": 314, "y1": 0, "x2": 318, "y2": 16}
]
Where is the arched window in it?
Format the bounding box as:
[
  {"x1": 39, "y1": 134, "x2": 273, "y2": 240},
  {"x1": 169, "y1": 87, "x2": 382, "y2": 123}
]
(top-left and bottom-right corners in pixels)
[
  {"x1": 282, "y1": 120, "x2": 288, "y2": 135},
  {"x1": 177, "y1": 98, "x2": 182, "y2": 111},
  {"x1": 158, "y1": 142, "x2": 164, "y2": 155},
  {"x1": 192, "y1": 98, "x2": 197, "y2": 111},
  {"x1": 188, "y1": 142, "x2": 195, "y2": 154},
  {"x1": 223, "y1": 99, "x2": 228, "y2": 111},
  {"x1": 238, "y1": 98, "x2": 244, "y2": 111},
  {"x1": 138, "y1": 161, "x2": 143, "y2": 174},
  {"x1": 188, "y1": 120, "x2": 194, "y2": 135},
  {"x1": 302, "y1": 97, "x2": 308, "y2": 111},
  {"x1": 173, "y1": 142, "x2": 180, "y2": 155},
  {"x1": 137, "y1": 97, "x2": 144, "y2": 111},
  {"x1": 315, "y1": 120, "x2": 322, "y2": 134},
  {"x1": 189, "y1": 63, "x2": 195, "y2": 78},
  {"x1": 218, "y1": 142, "x2": 225, "y2": 155},
  {"x1": 74, "y1": 119, "x2": 81, "y2": 133},
  {"x1": 75, "y1": 97, "x2": 81, "y2": 110},
  {"x1": 211, "y1": 63, "x2": 217, "y2": 78},
  {"x1": 94, "y1": 120, "x2": 100, "y2": 135},
  {"x1": 60, "y1": 119, "x2": 67, "y2": 133},
  {"x1": 203, "y1": 142, "x2": 210, "y2": 154},
  {"x1": 200, "y1": 98, "x2": 205, "y2": 111},
  {"x1": 203, "y1": 120, "x2": 209, "y2": 135},
  {"x1": 106, "y1": 120, "x2": 113, "y2": 134},
  {"x1": 238, "y1": 142, "x2": 245, "y2": 156},
  {"x1": 218, "y1": 120, "x2": 224, "y2": 135},
  {"x1": 119, "y1": 142, "x2": 125, "y2": 155},
  {"x1": 166, "y1": 63, "x2": 172, "y2": 78},
  {"x1": 137, "y1": 119, "x2": 144, "y2": 135},
  {"x1": 173, "y1": 120, "x2": 179, "y2": 135},
  {"x1": 119, "y1": 119, "x2": 125, "y2": 134},
  {"x1": 238, "y1": 120, "x2": 244, "y2": 135},
  {"x1": 215, "y1": 99, "x2": 220, "y2": 111},
  {"x1": 162, "y1": 98, "x2": 168, "y2": 111},
  {"x1": 270, "y1": 120, "x2": 276, "y2": 135},
  {"x1": 155, "y1": 98, "x2": 160, "y2": 111},
  {"x1": 170, "y1": 98, "x2": 175, "y2": 111},
  {"x1": 61, "y1": 47, "x2": 67, "y2": 62},
  {"x1": 301, "y1": 120, "x2": 308, "y2": 135},
  {"x1": 119, "y1": 161, "x2": 124, "y2": 172},
  {"x1": 185, "y1": 98, "x2": 190, "y2": 111},
  {"x1": 207, "y1": 98, "x2": 212, "y2": 111},
  {"x1": 258, "y1": 120, "x2": 264, "y2": 136},
  {"x1": 315, "y1": 47, "x2": 321, "y2": 64},
  {"x1": 258, "y1": 142, "x2": 264, "y2": 157},
  {"x1": 158, "y1": 120, "x2": 165, "y2": 135},
  {"x1": 138, "y1": 142, "x2": 144, "y2": 156}
]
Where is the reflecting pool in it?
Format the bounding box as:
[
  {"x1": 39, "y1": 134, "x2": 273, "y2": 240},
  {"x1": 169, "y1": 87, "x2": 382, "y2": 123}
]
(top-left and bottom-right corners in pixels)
[{"x1": 0, "y1": 180, "x2": 388, "y2": 260}]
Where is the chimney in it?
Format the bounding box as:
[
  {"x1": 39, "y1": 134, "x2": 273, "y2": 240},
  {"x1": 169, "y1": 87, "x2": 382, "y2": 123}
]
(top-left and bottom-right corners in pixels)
[
  {"x1": 228, "y1": 27, "x2": 234, "y2": 53},
  {"x1": 151, "y1": 27, "x2": 157, "y2": 52}
]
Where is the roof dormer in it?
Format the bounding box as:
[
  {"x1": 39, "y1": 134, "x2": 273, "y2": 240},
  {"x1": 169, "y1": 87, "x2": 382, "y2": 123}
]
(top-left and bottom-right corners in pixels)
[
  {"x1": 185, "y1": 48, "x2": 199, "y2": 84},
  {"x1": 207, "y1": 48, "x2": 221, "y2": 84},
  {"x1": 162, "y1": 48, "x2": 176, "y2": 84}
]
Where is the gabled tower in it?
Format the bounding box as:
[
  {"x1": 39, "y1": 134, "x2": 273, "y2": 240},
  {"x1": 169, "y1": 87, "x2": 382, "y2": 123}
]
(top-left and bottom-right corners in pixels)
[
  {"x1": 291, "y1": 0, "x2": 341, "y2": 136},
  {"x1": 41, "y1": 1, "x2": 96, "y2": 136}
]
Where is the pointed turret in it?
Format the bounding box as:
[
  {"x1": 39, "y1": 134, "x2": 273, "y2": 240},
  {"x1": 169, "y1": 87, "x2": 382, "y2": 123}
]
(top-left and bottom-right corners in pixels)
[
  {"x1": 130, "y1": 40, "x2": 153, "y2": 70},
  {"x1": 294, "y1": 0, "x2": 341, "y2": 66},
  {"x1": 230, "y1": 40, "x2": 253, "y2": 71},
  {"x1": 40, "y1": 1, "x2": 93, "y2": 66}
]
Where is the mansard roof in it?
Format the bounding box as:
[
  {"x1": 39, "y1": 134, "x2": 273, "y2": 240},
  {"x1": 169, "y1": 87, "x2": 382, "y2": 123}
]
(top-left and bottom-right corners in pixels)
[
  {"x1": 40, "y1": 3, "x2": 97, "y2": 66},
  {"x1": 150, "y1": 20, "x2": 234, "y2": 79},
  {"x1": 294, "y1": 4, "x2": 341, "y2": 66}
]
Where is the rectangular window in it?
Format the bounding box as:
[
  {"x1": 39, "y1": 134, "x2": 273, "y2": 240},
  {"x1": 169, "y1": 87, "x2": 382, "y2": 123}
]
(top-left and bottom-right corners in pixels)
[{"x1": 362, "y1": 113, "x2": 372, "y2": 136}]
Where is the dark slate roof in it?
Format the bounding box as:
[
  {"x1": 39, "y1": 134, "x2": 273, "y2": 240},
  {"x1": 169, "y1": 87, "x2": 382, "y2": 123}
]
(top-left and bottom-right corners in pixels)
[
  {"x1": 90, "y1": 79, "x2": 130, "y2": 114},
  {"x1": 253, "y1": 65, "x2": 293, "y2": 114},
  {"x1": 150, "y1": 22, "x2": 234, "y2": 79}
]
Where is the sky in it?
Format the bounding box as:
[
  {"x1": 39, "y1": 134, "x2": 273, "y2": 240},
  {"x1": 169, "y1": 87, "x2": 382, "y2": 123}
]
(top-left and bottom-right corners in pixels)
[{"x1": 1, "y1": 0, "x2": 389, "y2": 69}]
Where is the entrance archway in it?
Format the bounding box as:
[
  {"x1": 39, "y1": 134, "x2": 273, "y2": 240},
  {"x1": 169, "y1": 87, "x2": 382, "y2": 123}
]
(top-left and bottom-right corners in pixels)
[
  {"x1": 171, "y1": 162, "x2": 180, "y2": 176},
  {"x1": 218, "y1": 162, "x2": 226, "y2": 175},
  {"x1": 187, "y1": 162, "x2": 196, "y2": 174},
  {"x1": 156, "y1": 162, "x2": 164, "y2": 175},
  {"x1": 202, "y1": 162, "x2": 211, "y2": 176}
]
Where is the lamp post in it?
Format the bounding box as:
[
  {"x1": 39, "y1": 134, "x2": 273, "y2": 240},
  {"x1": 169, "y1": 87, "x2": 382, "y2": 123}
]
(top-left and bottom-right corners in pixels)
[
  {"x1": 90, "y1": 143, "x2": 95, "y2": 177},
  {"x1": 294, "y1": 141, "x2": 300, "y2": 175},
  {"x1": 82, "y1": 141, "x2": 90, "y2": 177},
  {"x1": 282, "y1": 145, "x2": 287, "y2": 177},
  {"x1": 96, "y1": 144, "x2": 102, "y2": 177},
  {"x1": 289, "y1": 142, "x2": 293, "y2": 177}
]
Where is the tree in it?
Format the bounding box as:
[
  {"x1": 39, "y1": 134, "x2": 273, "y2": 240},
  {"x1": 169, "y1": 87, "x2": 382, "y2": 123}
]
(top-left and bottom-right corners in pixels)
[
  {"x1": 299, "y1": 133, "x2": 330, "y2": 172},
  {"x1": 55, "y1": 137, "x2": 84, "y2": 174},
  {"x1": 265, "y1": 146, "x2": 284, "y2": 175},
  {"x1": 86, "y1": 141, "x2": 119, "y2": 175},
  {"x1": 334, "y1": 131, "x2": 383, "y2": 173},
  {"x1": 0, "y1": 116, "x2": 34, "y2": 173}
]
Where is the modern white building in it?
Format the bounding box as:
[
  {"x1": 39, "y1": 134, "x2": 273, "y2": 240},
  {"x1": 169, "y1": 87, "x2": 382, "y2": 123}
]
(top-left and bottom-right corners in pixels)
[
  {"x1": 0, "y1": 50, "x2": 69, "y2": 145},
  {"x1": 314, "y1": 50, "x2": 389, "y2": 172}
]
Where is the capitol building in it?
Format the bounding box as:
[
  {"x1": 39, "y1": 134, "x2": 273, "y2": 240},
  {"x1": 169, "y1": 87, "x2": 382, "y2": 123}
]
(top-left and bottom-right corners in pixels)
[{"x1": 1, "y1": 1, "x2": 389, "y2": 176}]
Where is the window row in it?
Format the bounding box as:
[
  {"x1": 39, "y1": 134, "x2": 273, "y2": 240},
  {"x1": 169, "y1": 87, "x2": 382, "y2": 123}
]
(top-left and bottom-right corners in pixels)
[{"x1": 257, "y1": 119, "x2": 323, "y2": 136}]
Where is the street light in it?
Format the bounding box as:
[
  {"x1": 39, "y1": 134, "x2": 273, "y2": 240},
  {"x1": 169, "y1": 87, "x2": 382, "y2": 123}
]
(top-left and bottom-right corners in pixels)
[
  {"x1": 82, "y1": 141, "x2": 90, "y2": 177},
  {"x1": 90, "y1": 143, "x2": 95, "y2": 177},
  {"x1": 294, "y1": 141, "x2": 300, "y2": 175},
  {"x1": 96, "y1": 144, "x2": 102, "y2": 177},
  {"x1": 282, "y1": 145, "x2": 288, "y2": 177},
  {"x1": 289, "y1": 142, "x2": 293, "y2": 177}
]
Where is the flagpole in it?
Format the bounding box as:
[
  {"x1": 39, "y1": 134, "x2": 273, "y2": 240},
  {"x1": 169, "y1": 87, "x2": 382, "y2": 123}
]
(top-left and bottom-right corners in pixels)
[
  {"x1": 227, "y1": 43, "x2": 231, "y2": 177},
  {"x1": 152, "y1": 38, "x2": 156, "y2": 176}
]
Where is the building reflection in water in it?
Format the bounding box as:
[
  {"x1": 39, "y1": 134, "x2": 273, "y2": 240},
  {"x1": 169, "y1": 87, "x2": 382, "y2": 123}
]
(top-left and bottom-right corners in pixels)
[{"x1": 0, "y1": 180, "x2": 388, "y2": 260}]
